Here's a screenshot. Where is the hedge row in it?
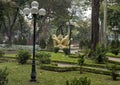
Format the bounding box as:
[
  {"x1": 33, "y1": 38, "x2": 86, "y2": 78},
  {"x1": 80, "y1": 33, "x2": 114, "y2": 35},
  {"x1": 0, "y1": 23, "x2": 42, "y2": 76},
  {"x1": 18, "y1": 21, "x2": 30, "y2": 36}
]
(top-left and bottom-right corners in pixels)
[
  {"x1": 40, "y1": 64, "x2": 79, "y2": 72},
  {"x1": 83, "y1": 67, "x2": 111, "y2": 75},
  {"x1": 40, "y1": 64, "x2": 114, "y2": 76},
  {"x1": 52, "y1": 60, "x2": 120, "y2": 70}
]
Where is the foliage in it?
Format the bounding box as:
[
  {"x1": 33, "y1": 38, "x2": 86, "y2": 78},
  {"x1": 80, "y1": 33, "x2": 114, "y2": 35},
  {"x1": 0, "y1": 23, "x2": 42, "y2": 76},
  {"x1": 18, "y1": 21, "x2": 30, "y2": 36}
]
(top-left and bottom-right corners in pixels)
[
  {"x1": 107, "y1": 5, "x2": 120, "y2": 28},
  {"x1": 0, "y1": 67, "x2": 9, "y2": 85},
  {"x1": 111, "y1": 48, "x2": 119, "y2": 56},
  {"x1": 79, "y1": 39, "x2": 90, "y2": 49},
  {"x1": 110, "y1": 40, "x2": 120, "y2": 49},
  {"x1": 39, "y1": 38, "x2": 46, "y2": 49},
  {"x1": 110, "y1": 40, "x2": 120, "y2": 55},
  {"x1": 93, "y1": 45, "x2": 108, "y2": 63},
  {"x1": 36, "y1": 52, "x2": 51, "y2": 64},
  {"x1": 106, "y1": 64, "x2": 119, "y2": 80},
  {"x1": 63, "y1": 48, "x2": 69, "y2": 55},
  {"x1": 0, "y1": 1, "x2": 4, "y2": 23},
  {"x1": 66, "y1": 77, "x2": 91, "y2": 85},
  {"x1": 78, "y1": 54, "x2": 85, "y2": 74},
  {"x1": 0, "y1": 50, "x2": 5, "y2": 58},
  {"x1": 0, "y1": 0, "x2": 30, "y2": 45},
  {"x1": 46, "y1": 36, "x2": 54, "y2": 51},
  {"x1": 33, "y1": 0, "x2": 72, "y2": 39},
  {"x1": 54, "y1": 47, "x2": 60, "y2": 53},
  {"x1": 16, "y1": 50, "x2": 31, "y2": 64}
]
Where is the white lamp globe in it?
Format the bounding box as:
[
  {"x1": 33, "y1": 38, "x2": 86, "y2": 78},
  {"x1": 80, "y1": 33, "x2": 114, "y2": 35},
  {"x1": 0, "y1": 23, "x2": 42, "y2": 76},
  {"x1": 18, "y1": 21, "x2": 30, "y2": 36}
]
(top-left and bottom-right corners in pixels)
[
  {"x1": 39, "y1": 8, "x2": 46, "y2": 16},
  {"x1": 23, "y1": 7, "x2": 30, "y2": 15},
  {"x1": 31, "y1": 7, "x2": 38, "y2": 14},
  {"x1": 31, "y1": 1, "x2": 39, "y2": 8}
]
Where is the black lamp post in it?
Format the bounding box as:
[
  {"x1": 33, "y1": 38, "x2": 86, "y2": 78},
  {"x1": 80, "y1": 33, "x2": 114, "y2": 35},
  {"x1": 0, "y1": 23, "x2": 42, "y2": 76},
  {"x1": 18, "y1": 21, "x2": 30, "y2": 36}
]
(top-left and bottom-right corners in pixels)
[
  {"x1": 23, "y1": 1, "x2": 46, "y2": 82},
  {"x1": 66, "y1": 20, "x2": 74, "y2": 54}
]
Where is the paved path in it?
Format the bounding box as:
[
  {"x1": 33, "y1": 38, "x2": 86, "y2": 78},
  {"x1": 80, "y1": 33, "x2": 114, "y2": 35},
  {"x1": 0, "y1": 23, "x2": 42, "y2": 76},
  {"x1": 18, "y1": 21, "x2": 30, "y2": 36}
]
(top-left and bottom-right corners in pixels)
[
  {"x1": 57, "y1": 63, "x2": 77, "y2": 67},
  {"x1": 108, "y1": 57, "x2": 120, "y2": 62}
]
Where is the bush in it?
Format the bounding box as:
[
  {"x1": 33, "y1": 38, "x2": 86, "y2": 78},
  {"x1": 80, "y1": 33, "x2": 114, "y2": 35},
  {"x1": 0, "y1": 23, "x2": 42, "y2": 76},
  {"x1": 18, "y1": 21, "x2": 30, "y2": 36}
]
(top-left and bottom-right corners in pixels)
[
  {"x1": 111, "y1": 40, "x2": 120, "y2": 49},
  {"x1": 36, "y1": 52, "x2": 51, "y2": 64},
  {"x1": 39, "y1": 38, "x2": 46, "y2": 49},
  {"x1": 63, "y1": 48, "x2": 69, "y2": 55},
  {"x1": 54, "y1": 47, "x2": 60, "y2": 53},
  {"x1": 79, "y1": 39, "x2": 90, "y2": 49},
  {"x1": 87, "y1": 49, "x2": 95, "y2": 59},
  {"x1": 0, "y1": 67, "x2": 9, "y2": 85},
  {"x1": 66, "y1": 77, "x2": 91, "y2": 85},
  {"x1": 111, "y1": 48, "x2": 119, "y2": 56},
  {"x1": 0, "y1": 50, "x2": 5, "y2": 58},
  {"x1": 16, "y1": 50, "x2": 31, "y2": 64},
  {"x1": 106, "y1": 64, "x2": 119, "y2": 80},
  {"x1": 78, "y1": 54, "x2": 85, "y2": 74},
  {"x1": 93, "y1": 45, "x2": 108, "y2": 63}
]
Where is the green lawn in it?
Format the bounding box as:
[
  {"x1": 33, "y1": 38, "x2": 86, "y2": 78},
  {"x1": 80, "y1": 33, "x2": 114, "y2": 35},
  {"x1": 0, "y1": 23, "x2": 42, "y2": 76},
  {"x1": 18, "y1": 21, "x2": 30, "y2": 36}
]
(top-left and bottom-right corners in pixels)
[
  {"x1": 0, "y1": 62, "x2": 120, "y2": 85},
  {"x1": 3, "y1": 52, "x2": 114, "y2": 67},
  {"x1": 4, "y1": 51, "x2": 94, "y2": 64}
]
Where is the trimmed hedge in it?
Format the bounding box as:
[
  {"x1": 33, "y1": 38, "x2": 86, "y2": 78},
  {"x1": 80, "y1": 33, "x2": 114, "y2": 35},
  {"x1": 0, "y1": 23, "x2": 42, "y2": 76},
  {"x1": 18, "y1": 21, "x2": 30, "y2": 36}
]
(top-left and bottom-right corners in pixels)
[
  {"x1": 52, "y1": 60, "x2": 120, "y2": 70},
  {"x1": 40, "y1": 64, "x2": 79, "y2": 72},
  {"x1": 40, "y1": 64, "x2": 113, "y2": 76}
]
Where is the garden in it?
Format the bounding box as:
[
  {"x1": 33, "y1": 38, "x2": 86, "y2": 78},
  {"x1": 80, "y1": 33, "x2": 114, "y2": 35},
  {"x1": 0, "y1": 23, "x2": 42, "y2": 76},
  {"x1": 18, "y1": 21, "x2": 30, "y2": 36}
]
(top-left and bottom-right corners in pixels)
[
  {"x1": 0, "y1": 0, "x2": 120, "y2": 85},
  {"x1": 0, "y1": 45, "x2": 120, "y2": 85}
]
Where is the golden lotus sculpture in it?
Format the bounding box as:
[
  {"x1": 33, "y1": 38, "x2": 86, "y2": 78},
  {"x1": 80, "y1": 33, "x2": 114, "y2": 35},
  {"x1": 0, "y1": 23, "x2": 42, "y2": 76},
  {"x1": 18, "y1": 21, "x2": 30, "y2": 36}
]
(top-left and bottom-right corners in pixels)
[{"x1": 52, "y1": 34, "x2": 69, "y2": 48}]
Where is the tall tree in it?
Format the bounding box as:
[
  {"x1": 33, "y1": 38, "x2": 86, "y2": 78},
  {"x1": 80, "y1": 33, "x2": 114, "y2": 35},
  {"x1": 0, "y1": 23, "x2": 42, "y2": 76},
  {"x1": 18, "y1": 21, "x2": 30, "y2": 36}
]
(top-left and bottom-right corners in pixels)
[
  {"x1": 32, "y1": 0, "x2": 72, "y2": 39},
  {"x1": 0, "y1": 0, "x2": 29, "y2": 45},
  {"x1": 91, "y1": 0, "x2": 100, "y2": 50}
]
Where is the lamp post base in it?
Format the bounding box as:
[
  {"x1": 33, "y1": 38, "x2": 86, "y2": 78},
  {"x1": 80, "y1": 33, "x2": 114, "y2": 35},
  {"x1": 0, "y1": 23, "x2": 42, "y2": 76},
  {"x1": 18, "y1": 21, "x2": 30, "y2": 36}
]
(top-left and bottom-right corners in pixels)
[
  {"x1": 30, "y1": 68, "x2": 36, "y2": 82},
  {"x1": 30, "y1": 79, "x2": 36, "y2": 82}
]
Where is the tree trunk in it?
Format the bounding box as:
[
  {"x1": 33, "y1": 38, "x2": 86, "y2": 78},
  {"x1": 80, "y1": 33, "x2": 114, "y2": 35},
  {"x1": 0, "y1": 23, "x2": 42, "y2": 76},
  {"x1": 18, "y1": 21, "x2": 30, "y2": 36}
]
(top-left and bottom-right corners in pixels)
[
  {"x1": 103, "y1": 0, "x2": 107, "y2": 47},
  {"x1": 91, "y1": 0, "x2": 100, "y2": 51}
]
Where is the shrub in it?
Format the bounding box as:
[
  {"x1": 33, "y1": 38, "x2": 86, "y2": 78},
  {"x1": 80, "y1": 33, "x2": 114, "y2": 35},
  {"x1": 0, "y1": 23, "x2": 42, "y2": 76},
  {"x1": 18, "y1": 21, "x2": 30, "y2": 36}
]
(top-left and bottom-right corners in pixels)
[
  {"x1": 106, "y1": 64, "x2": 119, "y2": 80},
  {"x1": 0, "y1": 50, "x2": 5, "y2": 58},
  {"x1": 87, "y1": 49, "x2": 95, "y2": 59},
  {"x1": 63, "y1": 48, "x2": 69, "y2": 55},
  {"x1": 79, "y1": 39, "x2": 90, "y2": 49},
  {"x1": 36, "y1": 52, "x2": 51, "y2": 64},
  {"x1": 78, "y1": 54, "x2": 85, "y2": 74},
  {"x1": 39, "y1": 38, "x2": 46, "y2": 49},
  {"x1": 111, "y1": 48, "x2": 119, "y2": 56},
  {"x1": 66, "y1": 77, "x2": 91, "y2": 85},
  {"x1": 93, "y1": 45, "x2": 108, "y2": 63},
  {"x1": 16, "y1": 50, "x2": 31, "y2": 64},
  {"x1": 111, "y1": 40, "x2": 120, "y2": 49},
  {"x1": 54, "y1": 47, "x2": 60, "y2": 53},
  {"x1": 0, "y1": 67, "x2": 9, "y2": 85}
]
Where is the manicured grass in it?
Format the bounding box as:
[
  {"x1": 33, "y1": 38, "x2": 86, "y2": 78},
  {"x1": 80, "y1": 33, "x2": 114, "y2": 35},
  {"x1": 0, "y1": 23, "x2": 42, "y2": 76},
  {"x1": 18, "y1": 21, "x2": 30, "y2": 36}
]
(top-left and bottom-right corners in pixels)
[
  {"x1": 4, "y1": 51, "x2": 94, "y2": 64},
  {"x1": 0, "y1": 62, "x2": 120, "y2": 85},
  {"x1": 3, "y1": 52, "x2": 116, "y2": 67},
  {"x1": 5, "y1": 54, "x2": 16, "y2": 58}
]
